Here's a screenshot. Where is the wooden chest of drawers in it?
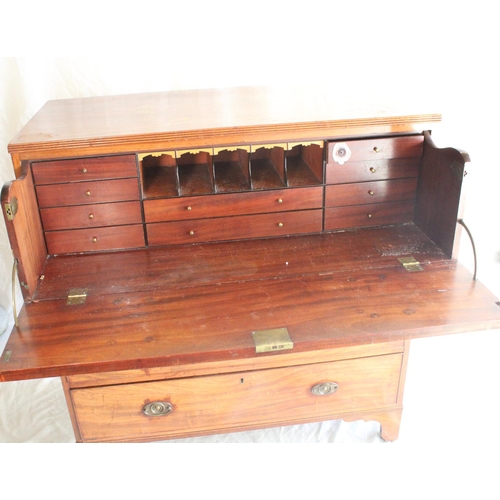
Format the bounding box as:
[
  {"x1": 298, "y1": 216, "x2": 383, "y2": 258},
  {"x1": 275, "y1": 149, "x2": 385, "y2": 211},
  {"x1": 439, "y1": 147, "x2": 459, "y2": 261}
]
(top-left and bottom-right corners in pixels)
[{"x1": 2, "y1": 86, "x2": 500, "y2": 442}]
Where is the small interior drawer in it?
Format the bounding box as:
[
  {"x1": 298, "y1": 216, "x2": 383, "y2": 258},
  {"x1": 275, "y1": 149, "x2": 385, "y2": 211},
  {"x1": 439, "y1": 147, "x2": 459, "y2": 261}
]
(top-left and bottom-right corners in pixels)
[
  {"x1": 40, "y1": 201, "x2": 143, "y2": 231},
  {"x1": 147, "y1": 209, "x2": 323, "y2": 246},
  {"x1": 45, "y1": 224, "x2": 145, "y2": 254},
  {"x1": 324, "y1": 201, "x2": 415, "y2": 230},
  {"x1": 36, "y1": 178, "x2": 140, "y2": 208},
  {"x1": 143, "y1": 186, "x2": 323, "y2": 223},
  {"x1": 325, "y1": 178, "x2": 418, "y2": 207},
  {"x1": 325, "y1": 157, "x2": 420, "y2": 185},
  {"x1": 327, "y1": 135, "x2": 424, "y2": 164},
  {"x1": 71, "y1": 353, "x2": 403, "y2": 442},
  {"x1": 32, "y1": 155, "x2": 137, "y2": 185}
]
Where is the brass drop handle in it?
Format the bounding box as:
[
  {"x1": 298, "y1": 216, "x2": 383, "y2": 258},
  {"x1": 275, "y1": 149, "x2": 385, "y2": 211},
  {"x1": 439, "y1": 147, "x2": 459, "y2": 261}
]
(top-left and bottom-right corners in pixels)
[
  {"x1": 189, "y1": 230, "x2": 195, "y2": 236},
  {"x1": 278, "y1": 222, "x2": 284, "y2": 228},
  {"x1": 370, "y1": 167, "x2": 376, "y2": 173},
  {"x1": 277, "y1": 198, "x2": 283, "y2": 204},
  {"x1": 142, "y1": 401, "x2": 173, "y2": 417},
  {"x1": 368, "y1": 190, "x2": 375, "y2": 196},
  {"x1": 373, "y1": 146, "x2": 380, "y2": 153},
  {"x1": 186, "y1": 206, "x2": 192, "y2": 211},
  {"x1": 88, "y1": 213, "x2": 94, "y2": 219},
  {"x1": 82, "y1": 167, "x2": 88, "y2": 174},
  {"x1": 85, "y1": 190, "x2": 91, "y2": 196},
  {"x1": 311, "y1": 382, "x2": 339, "y2": 396},
  {"x1": 92, "y1": 237, "x2": 97, "y2": 243}
]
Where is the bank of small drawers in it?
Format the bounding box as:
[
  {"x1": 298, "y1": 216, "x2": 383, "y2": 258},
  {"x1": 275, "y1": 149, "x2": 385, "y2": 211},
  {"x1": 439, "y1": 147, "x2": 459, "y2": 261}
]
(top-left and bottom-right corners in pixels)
[
  {"x1": 33, "y1": 155, "x2": 145, "y2": 254},
  {"x1": 145, "y1": 186, "x2": 323, "y2": 246},
  {"x1": 325, "y1": 135, "x2": 423, "y2": 230},
  {"x1": 70, "y1": 352, "x2": 403, "y2": 442}
]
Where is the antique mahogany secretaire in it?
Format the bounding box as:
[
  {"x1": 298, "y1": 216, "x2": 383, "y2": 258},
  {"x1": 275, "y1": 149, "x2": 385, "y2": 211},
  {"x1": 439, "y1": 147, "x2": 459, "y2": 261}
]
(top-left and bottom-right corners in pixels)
[{"x1": 2, "y1": 86, "x2": 500, "y2": 442}]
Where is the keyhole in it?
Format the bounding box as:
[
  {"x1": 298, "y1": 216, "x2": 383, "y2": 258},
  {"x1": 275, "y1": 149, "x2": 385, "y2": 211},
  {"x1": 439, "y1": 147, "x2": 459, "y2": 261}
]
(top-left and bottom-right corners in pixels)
[{"x1": 240, "y1": 378, "x2": 244, "y2": 384}]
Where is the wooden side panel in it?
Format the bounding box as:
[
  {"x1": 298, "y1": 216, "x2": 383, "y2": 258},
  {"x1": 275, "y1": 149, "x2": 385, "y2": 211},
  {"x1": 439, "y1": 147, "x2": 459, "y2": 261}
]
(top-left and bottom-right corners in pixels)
[
  {"x1": 1, "y1": 161, "x2": 46, "y2": 299},
  {"x1": 414, "y1": 131, "x2": 469, "y2": 258}
]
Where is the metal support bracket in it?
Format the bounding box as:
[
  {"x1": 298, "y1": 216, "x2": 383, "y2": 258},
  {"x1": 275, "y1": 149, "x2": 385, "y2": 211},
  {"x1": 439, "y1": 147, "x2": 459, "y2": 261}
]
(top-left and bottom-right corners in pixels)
[{"x1": 4, "y1": 197, "x2": 18, "y2": 221}]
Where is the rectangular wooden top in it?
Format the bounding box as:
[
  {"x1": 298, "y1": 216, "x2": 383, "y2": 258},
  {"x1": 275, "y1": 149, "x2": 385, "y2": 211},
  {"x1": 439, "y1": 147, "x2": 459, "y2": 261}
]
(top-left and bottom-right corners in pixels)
[{"x1": 8, "y1": 85, "x2": 441, "y2": 161}]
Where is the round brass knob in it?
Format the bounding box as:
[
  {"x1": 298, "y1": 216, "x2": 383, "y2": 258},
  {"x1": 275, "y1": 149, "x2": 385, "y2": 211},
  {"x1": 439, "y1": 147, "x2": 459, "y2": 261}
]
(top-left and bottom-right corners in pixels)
[
  {"x1": 373, "y1": 146, "x2": 380, "y2": 153},
  {"x1": 85, "y1": 190, "x2": 91, "y2": 196},
  {"x1": 367, "y1": 214, "x2": 373, "y2": 218},
  {"x1": 370, "y1": 167, "x2": 376, "y2": 173},
  {"x1": 82, "y1": 168, "x2": 88, "y2": 174},
  {"x1": 186, "y1": 206, "x2": 192, "y2": 211},
  {"x1": 88, "y1": 213, "x2": 94, "y2": 219},
  {"x1": 92, "y1": 237, "x2": 97, "y2": 243},
  {"x1": 278, "y1": 222, "x2": 284, "y2": 228},
  {"x1": 189, "y1": 230, "x2": 195, "y2": 236},
  {"x1": 277, "y1": 198, "x2": 283, "y2": 204},
  {"x1": 368, "y1": 190, "x2": 375, "y2": 196}
]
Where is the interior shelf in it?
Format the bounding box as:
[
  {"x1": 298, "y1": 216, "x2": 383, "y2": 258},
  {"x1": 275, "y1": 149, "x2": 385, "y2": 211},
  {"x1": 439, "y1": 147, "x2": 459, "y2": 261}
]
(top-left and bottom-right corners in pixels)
[{"x1": 214, "y1": 148, "x2": 250, "y2": 193}]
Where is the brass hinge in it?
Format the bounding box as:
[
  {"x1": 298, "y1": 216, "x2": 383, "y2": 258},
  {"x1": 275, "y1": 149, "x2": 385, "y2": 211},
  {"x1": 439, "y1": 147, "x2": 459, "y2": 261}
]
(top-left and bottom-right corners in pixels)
[
  {"x1": 4, "y1": 198, "x2": 18, "y2": 221},
  {"x1": 398, "y1": 257, "x2": 424, "y2": 272},
  {"x1": 67, "y1": 288, "x2": 88, "y2": 305},
  {"x1": 252, "y1": 327, "x2": 293, "y2": 353}
]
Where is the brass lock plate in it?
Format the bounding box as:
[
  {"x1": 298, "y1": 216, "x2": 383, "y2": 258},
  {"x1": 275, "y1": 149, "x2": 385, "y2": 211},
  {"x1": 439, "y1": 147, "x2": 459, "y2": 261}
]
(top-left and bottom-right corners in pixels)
[{"x1": 252, "y1": 327, "x2": 293, "y2": 353}]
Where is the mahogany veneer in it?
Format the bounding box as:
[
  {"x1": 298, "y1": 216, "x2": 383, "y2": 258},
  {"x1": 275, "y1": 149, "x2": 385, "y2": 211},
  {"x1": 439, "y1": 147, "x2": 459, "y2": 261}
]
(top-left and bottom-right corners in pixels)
[{"x1": 2, "y1": 86, "x2": 500, "y2": 443}]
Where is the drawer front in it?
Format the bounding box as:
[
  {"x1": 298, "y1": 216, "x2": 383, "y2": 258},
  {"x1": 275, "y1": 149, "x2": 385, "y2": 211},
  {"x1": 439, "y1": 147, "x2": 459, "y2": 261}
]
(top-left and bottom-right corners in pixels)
[
  {"x1": 144, "y1": 186, "x2": 323, "y2": 223},
  {"x1": 40, "y1": 201, "x2": 143, "y2": 231},
  {"x1": 72, "y1": 354, "x2": 403, "y2": 442},
  {"x1": 324, "y1": 201, "x2": 415, "y2": 230},
  {"x1": 325, "y1": 178, "x2": 418, "y2": 207},
  {"x1": 147, "y1": 209, "x2": 323, "y2": 246},
  {"x1": 327, "y1": 135, "x2": 424, "y2": 164},
  {"x1": 36, "y1": 178, "x2": 140, "y2": 208},
  {"x1": 32, "y1": 155, "x2": 137, "y2": 185},
  {"x1": 326, "y1": 157, "x2": 420, "y2": 185},
  {"x1": 45, "y1": 225, "x2": 145, "y2": 254}
]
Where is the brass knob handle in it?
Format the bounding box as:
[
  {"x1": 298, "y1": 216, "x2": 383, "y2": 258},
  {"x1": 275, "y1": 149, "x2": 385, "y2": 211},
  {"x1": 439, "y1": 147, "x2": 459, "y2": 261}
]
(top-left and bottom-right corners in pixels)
[
  {"x1": 368, "y1": 190, "x2": 375, "y2": 196},
  {"x1": 278, "y1": 222, "x2": 284, "y2": 228},
  {"x1": 311, "y1": 382, "x2": 339, "y2": 396},
  {"x1": 142, "y1": 401, "x2": 173, "y2": 417},
  {"x1": 88, "y1": 213, "x2": 94, "y2": 219},
  {"x1": 92, "y1": 237, "x2": 97, "y2": 243},
  {"x1": 186, "y1": 206, "x2": 192, "y2": 211},
  {"x1": 373, "y1": 146, "x2": 380, "y2": 153},
  {"x1": 82, "y1": 168, "x2": 88, "y2": 174},
  {"x1": 189, "y1": 230, "x2": 195, "y2": 236},
  {"x1": 367, "y1": 214, "x2": 373, "y2": 218},
  {"x1": 277, "y1": 198, "x2": 283, "y2": 204},
  {"x1": 85, "y1": 190, "x2": 91, "y2": 196},
  {"x1": 370, "y1": 167, "x2": 376, "y2": 173}
]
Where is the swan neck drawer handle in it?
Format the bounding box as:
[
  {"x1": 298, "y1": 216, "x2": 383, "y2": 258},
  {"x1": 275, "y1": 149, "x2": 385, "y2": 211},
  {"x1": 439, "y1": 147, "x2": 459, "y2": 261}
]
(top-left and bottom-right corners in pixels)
[
  {"x1": 142, "y1": 401, "x2": 173, "y2": 417},
  {"x1": 311, "y1": 382, "x2": 339, "y2": 396}
]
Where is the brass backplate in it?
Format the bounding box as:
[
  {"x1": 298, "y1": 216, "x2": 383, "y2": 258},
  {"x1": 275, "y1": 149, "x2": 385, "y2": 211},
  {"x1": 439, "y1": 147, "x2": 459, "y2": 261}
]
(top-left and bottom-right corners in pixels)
[{"x1": 252, "y1": 327, "x2": 293, "y2": 353}]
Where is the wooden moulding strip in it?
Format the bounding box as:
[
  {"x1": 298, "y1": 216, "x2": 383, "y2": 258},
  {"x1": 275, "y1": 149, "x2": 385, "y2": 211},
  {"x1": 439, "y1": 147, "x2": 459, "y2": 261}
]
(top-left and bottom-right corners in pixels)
[
  {"x1": 251, "y1": 143, "x2": 287, "y2": 152},
  {"x1": 137, "y1": 151, "x2": 175, "y2": 162}
]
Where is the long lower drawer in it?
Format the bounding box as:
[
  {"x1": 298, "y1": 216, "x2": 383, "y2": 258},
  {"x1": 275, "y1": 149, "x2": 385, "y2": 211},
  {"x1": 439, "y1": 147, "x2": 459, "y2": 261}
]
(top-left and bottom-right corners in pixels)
[
  {"x1": 146, "y1": 209, "x2": 323, "y2": 246},
  {"x1": 71, "y1": 353, "x2": 403, "y2": 442}
]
